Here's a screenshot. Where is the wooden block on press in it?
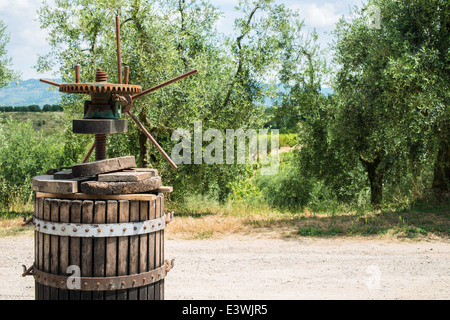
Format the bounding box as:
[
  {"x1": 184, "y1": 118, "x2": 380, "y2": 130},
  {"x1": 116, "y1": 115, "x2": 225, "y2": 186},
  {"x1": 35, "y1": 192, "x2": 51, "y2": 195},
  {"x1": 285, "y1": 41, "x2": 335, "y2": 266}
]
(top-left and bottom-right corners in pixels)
[
  {"x1": 53, "y1": 169, "x2": 73, "y2": 179},
  {"x1": 123, "y1": 168, "x2": 158, "y2": 177},
  {"x1": 80, "y1": 176, "x2": 162, "y2": 195},
  {"x1": 154, "y1": 186, "x2": 173, "y2": 193},
  {"x1": 72, "y1": 119, "x2": 127, "y2": 134},
  {"x1": 98, "y1": 171, "x2": 153, "y2": 182},
  {"x1": 32, "y1": 175, "x2": 91, "y2": 194},
  {"x1": 71, "y1": 156, "x2": 136, "y2": 178}
]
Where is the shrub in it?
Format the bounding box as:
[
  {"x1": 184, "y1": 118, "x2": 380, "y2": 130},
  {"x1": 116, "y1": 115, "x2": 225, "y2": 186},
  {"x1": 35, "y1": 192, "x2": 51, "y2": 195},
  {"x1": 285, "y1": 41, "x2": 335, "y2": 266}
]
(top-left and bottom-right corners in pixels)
[
  {"x1": 0, "y1": 118, "x2": 65, "y2": 210},
  {"x1": 256, "y1": 165, "x2": 313, "y2": 211}
]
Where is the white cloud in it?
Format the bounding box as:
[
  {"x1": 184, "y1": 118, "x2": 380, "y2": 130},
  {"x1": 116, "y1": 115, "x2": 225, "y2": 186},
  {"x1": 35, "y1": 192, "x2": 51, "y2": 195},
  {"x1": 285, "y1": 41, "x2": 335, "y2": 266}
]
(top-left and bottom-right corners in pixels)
[
  {"x1": 0, "y1": 0, "x2": 31, "y2": 12},
  {"x1": 0, "y1": 0, "x2": 364, "y2": 79},
  {"x1": 0, "y1": 0, "x2": 55, "y2": 79},
  {"x1": 290, "y1": 2, "x2": 342, "y2": 30}
]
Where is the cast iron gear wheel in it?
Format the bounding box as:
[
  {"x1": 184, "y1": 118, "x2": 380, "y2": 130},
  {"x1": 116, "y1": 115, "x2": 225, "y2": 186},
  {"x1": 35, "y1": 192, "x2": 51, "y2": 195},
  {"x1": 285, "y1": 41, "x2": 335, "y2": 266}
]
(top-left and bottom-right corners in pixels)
[{"x1": 59, "y1": 82, "x2": 142, "y2": 94}]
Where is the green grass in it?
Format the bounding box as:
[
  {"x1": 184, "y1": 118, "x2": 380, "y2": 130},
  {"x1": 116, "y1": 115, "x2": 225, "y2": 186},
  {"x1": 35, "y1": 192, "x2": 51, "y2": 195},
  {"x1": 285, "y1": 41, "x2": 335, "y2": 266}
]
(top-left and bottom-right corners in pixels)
[
  {"x1": 0, "y1": 111, "x2": 65, "y2": 136},
  {"x1": 0, "y1": 218, "x2": 33, "y2": 237},
  {"x1": 164, "y1": 193, "x2": 449, "y2": 239},
  {"x1": 294, "y1": 211, "x2": 447, "y2": 238}
]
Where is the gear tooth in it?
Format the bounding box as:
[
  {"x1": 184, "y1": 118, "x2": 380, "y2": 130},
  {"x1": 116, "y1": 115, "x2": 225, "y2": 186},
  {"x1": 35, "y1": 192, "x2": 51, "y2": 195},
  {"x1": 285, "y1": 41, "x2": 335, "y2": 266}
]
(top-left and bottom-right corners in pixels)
[{"x1": 54, "y1": 83, "x2": 142, "y2": 94}]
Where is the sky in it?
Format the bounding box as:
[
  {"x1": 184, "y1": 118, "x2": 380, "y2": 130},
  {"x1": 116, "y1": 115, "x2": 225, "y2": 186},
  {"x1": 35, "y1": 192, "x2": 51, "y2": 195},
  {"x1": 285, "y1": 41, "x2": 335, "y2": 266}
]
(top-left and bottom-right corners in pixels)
[{"x1": 0, "y1": 0, "x2": 365, "y2": 80}]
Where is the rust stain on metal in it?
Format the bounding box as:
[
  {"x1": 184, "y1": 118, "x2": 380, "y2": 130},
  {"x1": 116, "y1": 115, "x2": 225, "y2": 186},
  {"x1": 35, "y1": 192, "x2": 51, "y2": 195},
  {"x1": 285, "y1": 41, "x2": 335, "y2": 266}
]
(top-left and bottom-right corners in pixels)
[
  {"x1": 131, "y1": 69, "x2": 198, "y2": 101},
  {"x1": 58, "y1": 82, "x2": 142, "y2": 94},
  {"x1": 75, "y1": 64, "x2": 80, "y2": 83}
]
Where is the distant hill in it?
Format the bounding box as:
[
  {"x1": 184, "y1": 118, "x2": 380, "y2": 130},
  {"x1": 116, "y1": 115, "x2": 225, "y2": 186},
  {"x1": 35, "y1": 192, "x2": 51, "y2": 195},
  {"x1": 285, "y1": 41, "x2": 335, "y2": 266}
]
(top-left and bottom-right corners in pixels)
[
  {"x1": 0, "y1": 79, "x2": 333, "y2": 108},
  {"x1": 0, "y1": 79, "x2": 62, "y2": 107},
  {"x1": 264, "y1": 85, "x2": 334, "y2": 106}
]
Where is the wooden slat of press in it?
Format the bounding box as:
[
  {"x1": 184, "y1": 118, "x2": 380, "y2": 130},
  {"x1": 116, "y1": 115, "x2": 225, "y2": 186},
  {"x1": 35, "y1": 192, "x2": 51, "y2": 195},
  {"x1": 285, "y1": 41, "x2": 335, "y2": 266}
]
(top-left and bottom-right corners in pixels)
[
  {"x1": 34, "y1": 196, "x2": 38, "y2": 299},
  {"x1": 32, "y1": 175, "x2": 80, "y2": 194},
  {"x1": 58, "y1": 200, "x2": 70, "y2": 300},
  {"x1": 50, "y1": 199, "x2": 60, "y2": 300},
  {"x1": 69, "y1": 200, "x2": 82, "y2": 300},
  {"x1": 98, "y1": 171, "x2": 153, "y2": 182},
  {"x1": 93, "y1": 201, "x2": 106, "y2": 300},
  {"x1": 160, "y1": 193, "x2": 165, "y2": 299},
  {"x1": 35, "y1": 197, "x2": 44, "y2": 299},
  {"x1": 117, "y1": 200, "x2": 129, "y2": 300},
  {"x1": 80, "y1": 200, "x2": 93, "y2": 300},
  {"x1": 139, "y1": 200, "x2": 148, "y2": 299},
  {"x1": 154, "y1": 186, "x2": 173, "y2": 193},
  {"x1": 155, "y1": 195, "x2": 161, "y2": 300},
  {"x1": 43, "y1": 198, "x2": 51, "y2": 300},
  {"x1": 128, "y1": 200, "x2": 140, "y2": 300},
  {"x1": 147, "y1": 198, "x2": 156, "y2": 300},
  {"x1": 38, "y1": 197, "x2": 45, "y2": 299},
  {"x1": 71, "y1": 156, "x2": 135, "y2": 178},
  {"x1": 105, "y1": 200, "x2": 118, "y2": 300}
]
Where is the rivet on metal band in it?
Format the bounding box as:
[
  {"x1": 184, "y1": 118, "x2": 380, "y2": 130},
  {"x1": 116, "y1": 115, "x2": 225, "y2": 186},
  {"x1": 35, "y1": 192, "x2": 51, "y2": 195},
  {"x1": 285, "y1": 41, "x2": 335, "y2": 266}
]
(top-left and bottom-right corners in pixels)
[{"x1": 33, "y1": 215, "x2": 166, "y2": 237}]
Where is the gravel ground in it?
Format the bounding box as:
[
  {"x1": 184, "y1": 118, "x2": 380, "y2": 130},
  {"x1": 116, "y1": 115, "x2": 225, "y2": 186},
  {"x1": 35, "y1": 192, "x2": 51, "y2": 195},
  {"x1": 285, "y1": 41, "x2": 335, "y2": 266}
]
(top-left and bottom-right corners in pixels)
[{"x1": 1, "y1": 234, "x2": 449, "y2": 300}]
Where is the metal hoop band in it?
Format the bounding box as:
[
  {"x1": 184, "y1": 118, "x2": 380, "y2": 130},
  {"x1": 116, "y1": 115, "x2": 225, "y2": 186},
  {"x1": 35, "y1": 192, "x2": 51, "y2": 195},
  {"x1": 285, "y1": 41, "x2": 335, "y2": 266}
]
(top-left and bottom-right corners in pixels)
[
  {"x1": 33, "y1": 265, "x2": 167, "y2": 291},
  {"x1": 33, "y1": 215, "x2": 166, "y2": 237}
]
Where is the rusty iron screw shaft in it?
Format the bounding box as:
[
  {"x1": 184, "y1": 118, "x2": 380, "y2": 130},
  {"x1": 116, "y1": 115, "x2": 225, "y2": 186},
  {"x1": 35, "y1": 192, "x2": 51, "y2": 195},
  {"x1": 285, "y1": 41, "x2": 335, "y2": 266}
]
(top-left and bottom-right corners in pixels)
[{"x1": 95, "y1": 134, "x2": 107, "y2": 161}]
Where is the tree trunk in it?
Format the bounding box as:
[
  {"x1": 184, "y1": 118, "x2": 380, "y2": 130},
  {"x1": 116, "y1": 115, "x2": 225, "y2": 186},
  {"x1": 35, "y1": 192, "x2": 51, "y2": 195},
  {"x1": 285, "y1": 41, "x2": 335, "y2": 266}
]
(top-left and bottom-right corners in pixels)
[
  {"x1": 359, "y1": 154, "x2": 391, "y2": 206},
  {"x1": 220, "y1": 4, "x2": 260, "y2": 113},
  {"x1": 360, "y1": 156, "x2": 382, "y2": 205},
  {"x1": 368, "y1": 167, "x2": 384, "y2": 205},
  {"x1": 432, "y1": 139, "x2": 450, "y2": 191}
]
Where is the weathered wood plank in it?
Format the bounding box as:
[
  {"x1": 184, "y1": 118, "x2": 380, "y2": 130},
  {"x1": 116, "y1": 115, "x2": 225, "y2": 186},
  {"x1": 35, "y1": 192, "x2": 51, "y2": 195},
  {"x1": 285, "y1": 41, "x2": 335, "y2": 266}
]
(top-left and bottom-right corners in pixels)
[
  {"x1": 139, "y1": 201, "x2": 148, "y2": 299},
  {"x1": 50, "y1": 199, "x2": 60, "y2": 300},
  {"x1": 35, "y1": 198, "x2": 44, "y2": 299},
  {"x1": 34, "y1": 196, "x2": 38, "y2": 299},
  {"x1": 128, "y1": 200, "x2": 139, "y2": 300},
  {"x1": 80, "y1": 200, "x2": 93, "y2": 300},
  {"x1": 43, "y1": 199, "x2": 51, "y2": 300},
  {"x1": 93, "y1": 201, "x2": 106, "y2": 300},
  {"x1": 72, "y1": 156, "x2": 136, "y2": 177},
  {"x1": 69, "y1": 200, "x2": 82, "y2": 300},
  {"x1": 73, "y1": 119, "x2": 127, "y2": 135},
  {"x1": 123, "y1": 168, "x2": 158, "y2": 177},
  {"x1": 32, "y1": 175, "x2": 80, "y2": 194},
  {"x1": 154, "y1": 186, "x2": 173, "y2": 194},
  {"x1": 148, "y1": 199, "x2": 156, "y2": 300},
  {"x1": 117, "y1": 200, "x2": 129, "y2": 300},
  {"x1": 98, "y1": 171, "x2": 153, "y2": 182},
  {"x1": 155, "y1": 195, "x2": 161, "y2": 300},
  {"x1": 105, "y1": 200, "x2": 118, "y2": 300},
  {"x1": 80, "y1": 176, "x2": 161, "y2": 195},
  {"x1": 58, "y1": 200, "x2": 70, "y2": 300},
  {"x1": 53, "y1": 169, "x2": 73, "y2": 179},
  {"x1": 159, "y1": 193, "x2": 165, "y2": 299}
]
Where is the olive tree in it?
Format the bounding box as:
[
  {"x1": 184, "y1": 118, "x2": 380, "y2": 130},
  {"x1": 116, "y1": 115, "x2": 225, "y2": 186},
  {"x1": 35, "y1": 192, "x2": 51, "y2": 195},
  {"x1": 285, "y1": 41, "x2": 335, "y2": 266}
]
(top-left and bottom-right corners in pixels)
[
  {"x1": 36, "y1": 0, "x2": 311, "y2": 201},
  {"x1": 0, "y1": 20, "x2": 18, "y2": 87},
  {"x1": 331, "y1": 0, "x2": 449, "y2": 204}
]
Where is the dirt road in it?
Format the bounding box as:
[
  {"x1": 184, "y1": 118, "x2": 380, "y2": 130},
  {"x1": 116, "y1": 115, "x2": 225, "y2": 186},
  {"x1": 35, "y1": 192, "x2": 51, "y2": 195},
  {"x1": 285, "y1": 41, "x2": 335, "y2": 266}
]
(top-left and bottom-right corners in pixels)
[{"x1": 1, "y1": 234, "x2": 449, "y2": 300}]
